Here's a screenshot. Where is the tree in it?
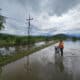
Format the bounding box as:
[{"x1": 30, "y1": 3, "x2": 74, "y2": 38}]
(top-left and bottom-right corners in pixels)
[
  {"x1": 72, "y1": 37, "x2": 77, "y2": 42},
  {"x1": 0, "y1": 15, "x2": 5, "y2": 30}
]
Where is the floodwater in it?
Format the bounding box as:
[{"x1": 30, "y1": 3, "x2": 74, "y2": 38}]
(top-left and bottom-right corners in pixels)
[
  {"x1": 0, "y1": 42, "x2": 45, "y2": 56},
  {"x1": 0, "y1": 41, "x2": 80, "y2": 80}
]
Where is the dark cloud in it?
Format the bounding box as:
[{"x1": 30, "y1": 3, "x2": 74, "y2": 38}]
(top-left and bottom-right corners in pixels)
[
  {"x1": 7, "y1": 0, "x2": 43, "y2": 14},
  {"x1": 46, "y1": 0, "x2": 80, "y2": 16},
  {"x1": 2, "y1": 0, "x2": 80, "y2": 16}
]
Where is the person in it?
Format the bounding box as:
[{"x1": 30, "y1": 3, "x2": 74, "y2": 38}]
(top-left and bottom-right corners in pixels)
[
  {"x1": 58, "y1": 40, "x2": 64, "y2": 56},
  {"x1": 55, "y1": 46, "x2": 59, "y2": 54}
]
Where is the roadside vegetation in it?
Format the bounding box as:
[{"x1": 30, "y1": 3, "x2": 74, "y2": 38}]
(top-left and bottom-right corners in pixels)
[{"x1": 0, "y1": 33, "x2": 51, "y2": 47}]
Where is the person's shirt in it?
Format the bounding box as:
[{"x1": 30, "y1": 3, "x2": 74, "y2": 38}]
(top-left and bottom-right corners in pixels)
[{"x1": 59, "y1": 42, "x2": 64, "y2": 48}]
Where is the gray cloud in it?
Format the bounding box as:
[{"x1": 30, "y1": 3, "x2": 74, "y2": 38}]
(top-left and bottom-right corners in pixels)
[
  {"x1": 1, "y1": 0, "x2": 80, "y2": 16},
  {"x1": 46, "y1": 0, "x2": 80, "y2": 16},
  {"x1": 7, "y1": 0, "x2": 80, "y2": 16},
  {"x1": 7, "y1": 0, "x2": 43, "y2": 15}
]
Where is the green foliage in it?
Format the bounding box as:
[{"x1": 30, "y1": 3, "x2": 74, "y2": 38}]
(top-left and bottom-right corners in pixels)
[
  {"x1": 52, "y1": 34, "x2": 67, "y2": 41},
  {"x1": 72, "y1": 37, "x2": 77, "y2": 42},
  {"x1": 0, "y1": 34, "x2": 47, "y2": 46},
  {"x1": 0, "y1": 33, "x2": 80, "y2": 47},
  {"x1": 0, "y1": 15, "x2": 5, "y2": 30}
]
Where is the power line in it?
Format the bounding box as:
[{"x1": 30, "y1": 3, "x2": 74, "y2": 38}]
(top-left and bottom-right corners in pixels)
[
  {"x1": 26, "y1": 14, "x2": 33, "y2": 49},
  {"x1": 26, "y1": 14, "x2": 33, "y2": 36}
]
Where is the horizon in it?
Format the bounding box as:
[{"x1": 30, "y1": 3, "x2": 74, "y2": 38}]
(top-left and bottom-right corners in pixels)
[{"x1": 0, "y1": 32, "x2": 80, "y2": 38}]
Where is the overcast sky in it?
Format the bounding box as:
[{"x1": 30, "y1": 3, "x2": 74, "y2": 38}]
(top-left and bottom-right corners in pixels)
[{"x1": 0, "y1": 0, "x2": 80, "y2": 36}]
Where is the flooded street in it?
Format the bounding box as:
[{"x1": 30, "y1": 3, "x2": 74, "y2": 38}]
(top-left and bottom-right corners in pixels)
[{"x1": 0, "y1": 41, "x2": 80, "y2": 80}]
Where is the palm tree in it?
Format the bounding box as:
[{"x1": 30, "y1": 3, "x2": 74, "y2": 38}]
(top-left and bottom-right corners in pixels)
[
  {"x1": 0, "y1": 8, "x2": 5, "y2": 30},
  {"x1": 0, "y1": 15, "x2": 5, "y2": 30}
]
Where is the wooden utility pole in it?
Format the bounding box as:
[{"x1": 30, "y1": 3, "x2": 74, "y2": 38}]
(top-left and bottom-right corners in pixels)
[{"x1": 26, "y1": 14, "x2": 33, "y2": 49}]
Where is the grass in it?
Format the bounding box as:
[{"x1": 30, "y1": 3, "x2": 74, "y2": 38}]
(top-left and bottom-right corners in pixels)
[{"x1": 0, "y1": 41, "x2": 57, "y2": 66}]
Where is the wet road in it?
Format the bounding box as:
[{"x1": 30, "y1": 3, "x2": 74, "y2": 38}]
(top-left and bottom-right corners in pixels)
[{"x1": 0, "y1": 41, "x2": 80, "y2": 80}]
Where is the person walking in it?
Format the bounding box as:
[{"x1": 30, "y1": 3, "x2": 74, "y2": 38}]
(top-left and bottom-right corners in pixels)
[{"x1": 58, "y1": 40, "x2": 64, "y2": 56}]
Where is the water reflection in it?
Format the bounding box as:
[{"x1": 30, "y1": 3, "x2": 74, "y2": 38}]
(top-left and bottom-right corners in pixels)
[
  {"x1": 0, "y1": 66, "x2": 2, "y2": 74},
  {"x1": 0, "y1": 66, "x2": 2, "y2": 79},
  {"x1": 24, "y1": 56, "x2": 31, "y2": 72},
  {"x1": 55, "y1": 53, "x2": 64, "y2": 72},
  {"x1": 0, "y1": 41, "x2": 46, "y2": 56},
  {"x1": 0, "y1": 47, "x2": 16, "y2": 56}
]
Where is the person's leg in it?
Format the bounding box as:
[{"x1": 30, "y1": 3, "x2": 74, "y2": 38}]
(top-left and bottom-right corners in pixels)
[
  {"x1": 55, "y1": 47, "x2": 57, "y2": 53},
  {"x1": 60, "y1": 48, "x2": 63, "y2": 56}
]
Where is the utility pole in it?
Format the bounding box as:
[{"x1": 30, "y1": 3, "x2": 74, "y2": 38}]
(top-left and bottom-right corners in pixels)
[{"x1": 26, "y1": 14, "x2": 33, "y2": 49}]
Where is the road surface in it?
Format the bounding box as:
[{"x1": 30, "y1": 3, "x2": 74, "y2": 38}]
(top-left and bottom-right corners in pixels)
[{"x1": 0, "y1": 41, "x2": 80, "y2": 80}]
